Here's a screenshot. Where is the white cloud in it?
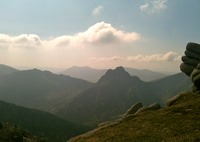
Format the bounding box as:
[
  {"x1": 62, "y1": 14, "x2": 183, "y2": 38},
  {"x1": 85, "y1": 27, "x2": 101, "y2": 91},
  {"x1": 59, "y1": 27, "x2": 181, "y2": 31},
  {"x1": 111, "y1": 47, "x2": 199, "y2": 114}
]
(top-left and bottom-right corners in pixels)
[
  {"x1": 45, "y1": 22, "x2": 140, "y2": 48},
  {"x1": 0, "y1": 34, "x2": 41, "y2": 48},
  {"x1": 92, "y1": 5, "x2": 103, "y2": 16},
  {"x1": 0, "y1": 22, "x2": 140, "y2": 49},
  {"x1": 127, "y1": 51, "x2": 180, "y2": 62},
  {"x1": 140, "y1": 0, "x2": 168, "y2": 14}
]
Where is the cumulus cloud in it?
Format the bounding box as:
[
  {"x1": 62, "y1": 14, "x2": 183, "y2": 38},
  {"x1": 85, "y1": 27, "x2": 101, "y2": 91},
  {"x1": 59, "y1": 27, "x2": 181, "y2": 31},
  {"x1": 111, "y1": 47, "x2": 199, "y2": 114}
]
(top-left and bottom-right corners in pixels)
[
  {"x1": 46, "y1": 22, "x2": 140, "y2": 47},
  {"x1": 0, "y1": 34, "x2": 41, "y2": 48},
  {"x1": 0, "y1": 22, "x2": 140, "y2": 49},
  {"x1": 127, "y1": 51, "x2": 180, "y2": 62},
  {"x1": 140, "y1": 0, "x2": 168, "y2": 14},
  {"x1": 92, "y1": 5, "x2": 103, "y2": 16}
]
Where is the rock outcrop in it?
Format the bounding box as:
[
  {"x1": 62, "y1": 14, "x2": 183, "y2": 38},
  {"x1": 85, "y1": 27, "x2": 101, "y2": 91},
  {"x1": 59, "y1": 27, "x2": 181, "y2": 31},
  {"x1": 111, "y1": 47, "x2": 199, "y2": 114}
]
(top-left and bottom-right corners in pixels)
[
  {"x1": 122, "y1": 102, "x2": 143, "y2": 117},
  {"x1": 180, "y1": 42, "x2": 200, "y2": 93},
  {"x1": 135, "y1": 103, "x2": 161, "y2": 114}
]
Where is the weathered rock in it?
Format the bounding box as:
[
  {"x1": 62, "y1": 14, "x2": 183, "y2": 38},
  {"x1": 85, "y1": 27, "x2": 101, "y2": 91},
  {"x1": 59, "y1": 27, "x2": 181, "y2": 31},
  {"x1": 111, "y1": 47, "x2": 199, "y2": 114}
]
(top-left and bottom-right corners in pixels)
[
  {"x1": 191, "y1": 70, "x2": 200, "y2": 89},
  {"x1": 181, "y1": 56, "x2": 199, "y2": 67},
  {"x1": 186, "y1": 42, "x2": 200, "y2": 54},
  {"x1": 135, "y1": 107, "x2": 147, "y2": 114},
  {"x1": 166, "y1": 92, "x2": 190, "y2": 107},
  {"x1": 122, "y1": 102, "x2": 143, "y2": 117},
  {"x1": 185, "y1": 50, "x2": 200, "y2": 60},
  {"x1": 147, "y1": 103, "x2": 161, "y2": 110},
  {"x1": 180, "y1": 63, "x2": 195, "y2": 76},
  {"x1": 135, "y1": 103, "x2": 161, "y2": 114}
]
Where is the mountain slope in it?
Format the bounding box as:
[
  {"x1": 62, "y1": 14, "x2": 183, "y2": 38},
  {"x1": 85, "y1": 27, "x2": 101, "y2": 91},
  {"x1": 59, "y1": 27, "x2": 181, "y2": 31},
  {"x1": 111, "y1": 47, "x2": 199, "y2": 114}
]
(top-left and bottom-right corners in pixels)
[
  {"x1": 0, "y1": 69, "x2": 93, "y2": 113},
  {"x1": 0, "y1": 122, "x2": 45, "y2": 142},
  {"x1": 0, "y1": 64, "x2": 18, "y2": 78},
  {"x1": 68, "y1": 92, "x2": 200, "y2": 142},
  {"x1": 0, "y1": 100, "x2": 91, "y2": 142},
  {"x1": 55, "y1": 67, "x2": 191, "y2": 125}
]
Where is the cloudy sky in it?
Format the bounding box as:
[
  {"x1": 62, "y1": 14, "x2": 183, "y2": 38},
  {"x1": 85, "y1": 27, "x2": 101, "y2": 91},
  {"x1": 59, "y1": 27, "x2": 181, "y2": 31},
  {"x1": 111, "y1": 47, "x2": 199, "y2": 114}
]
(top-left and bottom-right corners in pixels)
[{"x1": 0, "y1": 0, "x2": 200, "y2": 73}]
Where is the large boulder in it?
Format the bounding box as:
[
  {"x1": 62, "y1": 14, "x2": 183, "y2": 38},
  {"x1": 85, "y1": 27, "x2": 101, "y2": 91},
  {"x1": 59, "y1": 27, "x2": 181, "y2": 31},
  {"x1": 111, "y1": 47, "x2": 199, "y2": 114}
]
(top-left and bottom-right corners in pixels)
[
  {"x1": 180, "y1": 42, "x2": 200, "y2": 77},
  {"x1": 135, "y1": 103, "x2": 161, "y2": 114},
  {"x1": 122, "y1": 102, "x2": 143, "y2": 117}
]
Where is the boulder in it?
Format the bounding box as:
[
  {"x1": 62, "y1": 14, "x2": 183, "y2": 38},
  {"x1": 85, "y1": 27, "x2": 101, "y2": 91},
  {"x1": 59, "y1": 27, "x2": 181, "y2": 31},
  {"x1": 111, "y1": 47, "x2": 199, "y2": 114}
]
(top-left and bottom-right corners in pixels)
[
  {"x1": 185, "y1": 50, "x2": 200, "y2": 60},
  {"x1": 181, "y1": 56, "x2": 199, "y2": 67},
  {"x1": 166, "y1": 92, "x2": 189, "y2": 107},
  {"x1": 122, "y1": 102, "x2": 143, "y2": 117},
  {"x1": 147, "y1": 103, "x2": 161, "y2": 110},
  {"x1": 186, "y1": 42, "x2": 200, "y2": 54},
  {"x1": 135, "y1": 107, "x2": 147, "y2": 114},
  {"x1": 135, "y1": 103, "x2": 161, "y2": 114},
  {"x1": 191, "y1": 70, "x2": 200, "y2": 89},
  {"x1": 180, "y1": 63, "x2": 195, "y2": 76}
]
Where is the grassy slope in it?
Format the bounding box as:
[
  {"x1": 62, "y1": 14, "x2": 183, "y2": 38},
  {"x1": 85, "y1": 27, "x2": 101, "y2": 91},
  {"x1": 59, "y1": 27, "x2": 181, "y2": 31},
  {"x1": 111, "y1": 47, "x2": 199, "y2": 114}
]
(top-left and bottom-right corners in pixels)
[
  {"x1": 0, "y1": 122, "x2": 46, "y2": 142},
  {"x1": 68, "y1": 92, "x2": 200, "y2": 142}
]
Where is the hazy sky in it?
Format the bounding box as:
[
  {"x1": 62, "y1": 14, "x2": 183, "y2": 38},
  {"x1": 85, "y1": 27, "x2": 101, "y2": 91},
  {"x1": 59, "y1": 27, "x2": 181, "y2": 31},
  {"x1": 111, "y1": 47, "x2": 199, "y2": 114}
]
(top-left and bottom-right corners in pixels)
[{"x1": 0, "y1": 0, "x2": 200, "y2": 72}]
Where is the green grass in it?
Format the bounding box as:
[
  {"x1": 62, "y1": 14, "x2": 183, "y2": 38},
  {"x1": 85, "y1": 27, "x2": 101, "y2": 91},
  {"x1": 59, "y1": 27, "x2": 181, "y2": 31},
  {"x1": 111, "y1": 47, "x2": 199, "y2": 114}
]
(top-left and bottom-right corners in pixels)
[{"x1": 68, "y1": 92, "x2": 200, "y2": 142}]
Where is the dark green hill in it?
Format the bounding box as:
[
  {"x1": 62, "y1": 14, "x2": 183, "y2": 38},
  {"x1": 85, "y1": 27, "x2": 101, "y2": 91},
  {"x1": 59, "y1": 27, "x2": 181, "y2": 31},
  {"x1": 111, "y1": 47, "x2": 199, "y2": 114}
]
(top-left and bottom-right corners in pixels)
[
  {"x1": 55, "y1": 67, "x2": 191, "y2": 125},
  {"x1": 0, "y1": 100, "x2": 91, "y2": 142},
  {"x1": 0, "y1": 69, "x2": 93, "y2": 113},
  {"x1": 68, "y1": 92, "x2": 200, "y2": 142}
]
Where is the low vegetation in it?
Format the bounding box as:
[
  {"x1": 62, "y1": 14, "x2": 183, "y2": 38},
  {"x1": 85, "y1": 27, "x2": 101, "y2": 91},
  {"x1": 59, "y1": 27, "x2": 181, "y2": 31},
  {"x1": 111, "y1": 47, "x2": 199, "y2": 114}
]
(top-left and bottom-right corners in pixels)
[{"x1": 68, "y1": 92, "x2": 200, "y2": 142}]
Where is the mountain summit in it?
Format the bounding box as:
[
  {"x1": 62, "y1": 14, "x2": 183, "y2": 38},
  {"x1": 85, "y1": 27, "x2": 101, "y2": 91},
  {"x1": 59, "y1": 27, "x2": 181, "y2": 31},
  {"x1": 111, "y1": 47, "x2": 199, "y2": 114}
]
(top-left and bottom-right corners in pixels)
[{"x1": 97, "y1": 66, "x2": 137, "y2": 84}]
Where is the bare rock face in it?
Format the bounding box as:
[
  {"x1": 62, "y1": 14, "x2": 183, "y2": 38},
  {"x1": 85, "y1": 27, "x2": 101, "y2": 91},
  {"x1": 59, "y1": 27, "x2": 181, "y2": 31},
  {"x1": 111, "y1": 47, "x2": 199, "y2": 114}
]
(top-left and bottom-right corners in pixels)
[{"x1": 180, "y1": 42, "x2": 200, "y2": 93}]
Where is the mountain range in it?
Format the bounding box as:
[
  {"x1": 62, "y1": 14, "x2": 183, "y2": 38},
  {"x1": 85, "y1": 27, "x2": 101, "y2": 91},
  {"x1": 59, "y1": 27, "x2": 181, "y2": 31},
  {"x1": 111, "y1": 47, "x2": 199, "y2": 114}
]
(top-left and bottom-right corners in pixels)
[
  {"x1": 0, "y1": 64, "x2": 191, "y2": 126},
  {"x1": 0, "y1": 68, "x2": 93, "y2": 113},
  {"x1": 61, "y1": 66, "x2": 167, "y2": 82},
  {"x1": 55, "y1": 67, "x2": 191, "y2": 125}
]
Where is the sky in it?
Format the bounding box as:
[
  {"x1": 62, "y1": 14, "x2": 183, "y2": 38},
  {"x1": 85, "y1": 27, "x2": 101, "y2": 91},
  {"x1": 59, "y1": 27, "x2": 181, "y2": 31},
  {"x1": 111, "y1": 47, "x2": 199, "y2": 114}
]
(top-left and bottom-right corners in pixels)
[{"x1": 0, "y1": 0, "x2": 200, "y2": 73}]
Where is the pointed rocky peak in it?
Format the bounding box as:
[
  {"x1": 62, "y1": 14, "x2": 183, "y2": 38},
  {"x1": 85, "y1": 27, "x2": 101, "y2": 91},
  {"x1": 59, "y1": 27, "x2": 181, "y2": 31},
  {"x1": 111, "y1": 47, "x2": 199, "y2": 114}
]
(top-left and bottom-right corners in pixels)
[{"x1": 97, "y1": 66, "x2": 132, "y2": 84}]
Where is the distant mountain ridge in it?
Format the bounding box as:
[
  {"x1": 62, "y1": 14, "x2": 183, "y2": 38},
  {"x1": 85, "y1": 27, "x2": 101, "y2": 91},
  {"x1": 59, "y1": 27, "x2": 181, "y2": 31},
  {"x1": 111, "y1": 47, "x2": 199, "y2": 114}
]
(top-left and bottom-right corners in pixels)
[
  {"x1": 0, "y1": 64, "x2": 18, "y2": 78},
  {"x1": 56, "y1": 67, "x2": 191, "y2": 125},
  {"x1": 61, "y1": 66, "x2": 167, "y2": 82},
  {"x1": 0, "y1": 68, "x2": 93, "y2": 113}
]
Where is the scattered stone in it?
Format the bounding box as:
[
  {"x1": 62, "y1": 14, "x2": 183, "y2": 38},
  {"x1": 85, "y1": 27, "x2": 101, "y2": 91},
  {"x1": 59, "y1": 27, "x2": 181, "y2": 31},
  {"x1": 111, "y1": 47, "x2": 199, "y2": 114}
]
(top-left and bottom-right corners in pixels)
[
  {"x1": 135, "y1": 103, "x2": 161, "y2": 114},
  {"x1": 166, "y1": 92, "x2": 191, "y2": 107},
  {"x1": 147, "y1": 103, "x2": 161, "y2": 110},
  {"x1": 122, "y1": 102, "x2": 143, "y2": 117},
  {"x1": 135, "y1": 107, "x2": 147, "y2": 114},
  {"x1": 186, "y1": 42, "x2": 200, "y2": 54}
]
